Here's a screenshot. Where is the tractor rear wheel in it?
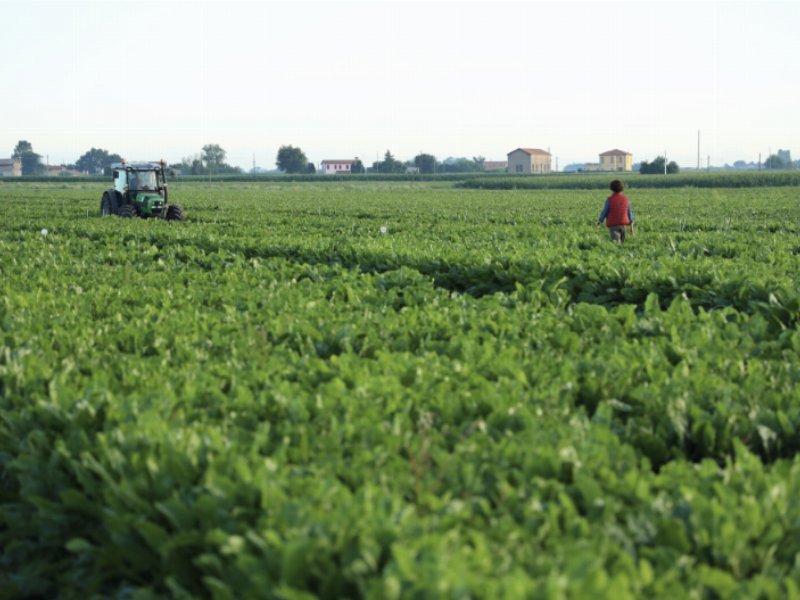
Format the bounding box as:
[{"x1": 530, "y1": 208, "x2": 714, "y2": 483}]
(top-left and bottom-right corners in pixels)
[
  {"x1": 166, "y1": 204, "x2": 185, "y2": 221},
  {"x1": 118, "y1": 204, "x2": 138, "y2": 218},
  {"x1": 100, "y1": 192, "x2": 117, "y2": 216}
]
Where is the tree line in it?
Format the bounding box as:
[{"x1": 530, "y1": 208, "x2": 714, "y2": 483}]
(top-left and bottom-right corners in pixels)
[
  {"x1": 9, "y1": 141, "x2": 128, "y2": 176},
  {"x1": 6, "y1": 140, "x2": 489, "y2": 177},
  {"x1": 5, "y1": 141, "x2": 243, "y2": 176},
  {"x1": 274, "y1": 147, "x2": 487, "y2": 175},
  {"x1": 6, "y1": 139, "x2": 795, "y2": 176}
]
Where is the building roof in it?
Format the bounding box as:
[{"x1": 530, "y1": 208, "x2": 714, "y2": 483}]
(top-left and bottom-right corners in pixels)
[
  {"x1": 0, "y1": 158, "x2": 19, "y2": 166},
  {"x1": 484, "y1": 161, "x2": 508, "y2": 169},
  {"x1": 321, "y1": 159, "x2": 356, "y2": 165},
  {"x1": 508, "y1": 148, "x2": 551, "y2": 157},
  {"x1": 599, "y1": 149, "x2": 631, "y2": 156}
]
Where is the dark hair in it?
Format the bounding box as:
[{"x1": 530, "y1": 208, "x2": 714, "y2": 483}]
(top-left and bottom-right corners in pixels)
[{"x1": 610, "y1": 180, "x2": 624, "y2": 193}]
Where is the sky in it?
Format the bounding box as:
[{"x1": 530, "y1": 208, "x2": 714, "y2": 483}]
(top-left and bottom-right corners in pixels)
[{"x1": 1, "y1": 0, "x2": 798, "y2": 170}]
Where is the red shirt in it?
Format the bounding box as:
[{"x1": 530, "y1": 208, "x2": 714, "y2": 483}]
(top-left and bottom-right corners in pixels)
[{"x1": 605, "y1": 193, "x2": 631, "y2": 227}]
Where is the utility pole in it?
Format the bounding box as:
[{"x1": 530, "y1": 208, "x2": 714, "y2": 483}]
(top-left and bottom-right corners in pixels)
[
  {"x1": 697, "y1": 130, "x2": 700, "y2": 171},
  {"x1": 707, "y1": 155, "x2": 710, "y2": 172},
  {"x1": 664, "y1": 150, "x2": 668, "y2": 175},
  {"x1": 758, "y1": 152, "x2": 762, "y2": 171}
]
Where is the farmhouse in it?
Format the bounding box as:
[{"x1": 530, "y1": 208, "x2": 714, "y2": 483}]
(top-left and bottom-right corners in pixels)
[
  {"x1": 507, "y1": 148, "x2": 551, "y2": 174},
  {"x1": 0, "y1": 158, "x2": 22, "y2": 177},
  {"x1": 320, "y1": 159, "x2": 356, "y2": 175},
  {"x1": 599, "y1": 149, "x2": 633, "y2": 172}
]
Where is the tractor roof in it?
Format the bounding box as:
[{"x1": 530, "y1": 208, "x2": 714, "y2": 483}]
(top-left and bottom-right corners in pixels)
[{"x1": 111, "y1": 162, "x2": 165, "y2": 170}]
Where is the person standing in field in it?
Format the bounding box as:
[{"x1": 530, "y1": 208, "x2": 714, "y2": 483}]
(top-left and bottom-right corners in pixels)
[{"x1": 596, "y1": 179, "x2": 635, "y2": 243}]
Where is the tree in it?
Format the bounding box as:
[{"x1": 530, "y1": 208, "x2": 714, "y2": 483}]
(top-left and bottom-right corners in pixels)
[
  {"x1": 13, "y1": 140, "x2": 43, "y2": 175},
  {"x1": 472, "y1": 156, "x2": 486, "y2": 171},
  {"x1": 639, "y1": 157, "x2": 661, "y2": 174},
  {"x1": 306, "y1": 162, "x2": 316, "y2": 174},
  {"x1": 351, "y1": 158, "x2": 365, "y2": 174},
  {"x1": 413, "y1": 153, "x2": 436, "y2": 174},
  {"x1": 276, "y1": 145, "x2": 308, "y2": 174},
  {"x1": 385, "y1": 151, "x2": 405, "y2": 173},
  {"x1": 371, "y1": 150, "x2": 404, "y2": 174},
  {"x1": 639, "y1": 156, "x2": 679, "y2": 175},
  {"x1": 173, "y1": 150, "x2": 241, "y2": 176},
  {"x1": 440, "y1": 157, "x2": 477, "y2": 173},
  {"x1": 75, "y1": 147, "x2": 123, "y2": 175},
  {"x1": 202, "y1": 144, "x2": 226, "y2": 173},
  {"x1": 13, "y1": 141, "x2": 33, "y2": 157},
  {"x1": 174, "y1": 154, "x2": 205, "y2": 175},
  {"x1": 189, "y1": 155, "x2": 203, "y2": 175},
  {"x1": 764, "y1": 154, "x2": 786, "y2": 169}
]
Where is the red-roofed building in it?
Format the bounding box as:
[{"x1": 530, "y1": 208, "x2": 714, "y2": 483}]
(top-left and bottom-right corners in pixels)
[
  {"x1": 46, "y1": 164, "x2": 67, "y2": 176},
  {"x1": 321, "y1": 159, "x2": 356, "y2": 175},
  {"x1": 599, "y1": 149, "x2": 633, "y2": 172},
  {"x1": 483, "y1": 161, "x2": 508, "y2": 172},
  {"x1": 507, "y1": 148, "x2": 551, "y2": 174},
  {"x1": 0, "y1": 158, "x2": 22, "y2": 177}
]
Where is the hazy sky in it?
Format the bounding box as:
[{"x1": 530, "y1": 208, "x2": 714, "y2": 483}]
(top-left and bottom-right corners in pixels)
[{"x1": 1, "y1": 0, "x2": 798, "y2": 170}]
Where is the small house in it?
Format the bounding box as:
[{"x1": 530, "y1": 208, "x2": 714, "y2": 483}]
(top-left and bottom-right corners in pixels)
[
  {"x1": 507, "y1": 148, "x2": 551, "y2": 174},
  {"x1": 0, "y1": 158, "x2": 22, "y2": 177},
  {"x1": 599, "y1": 149, "x2": 633, "y2": 172},
  {"x1": 320, "y1": 159, "x2": 355, "y2": 175}
]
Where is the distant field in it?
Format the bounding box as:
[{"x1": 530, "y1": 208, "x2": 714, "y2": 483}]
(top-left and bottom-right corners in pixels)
[
  {"x1": 2, "y1": 183, "x2": 800, "y2": 598},
  {"x1": 458, "y1": 170, "x2": 800, "y2": 190},
  {"x1": 6, "y1": 167, "x2": 800, "y2": 189}
]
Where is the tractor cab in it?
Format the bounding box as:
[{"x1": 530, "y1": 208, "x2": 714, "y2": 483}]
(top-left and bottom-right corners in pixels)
[
  {"x1": 101, "y1": 160, "x2": 184, "y2": 220},
  {"x1": 114, "y1": 168, "x2": 160, "y2": 193}
]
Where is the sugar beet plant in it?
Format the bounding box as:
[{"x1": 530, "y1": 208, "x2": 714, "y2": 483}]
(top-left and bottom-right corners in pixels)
[{"x1": 1, "y1": 182, "x2": 800, "y2": 599}]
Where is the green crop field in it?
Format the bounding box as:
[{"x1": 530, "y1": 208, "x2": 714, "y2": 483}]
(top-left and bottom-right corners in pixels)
[{"x1": 1, "y1": 181, "x2": 800, "y2": 599}]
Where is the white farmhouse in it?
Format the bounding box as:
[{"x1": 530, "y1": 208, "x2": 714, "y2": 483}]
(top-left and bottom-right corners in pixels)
[{"x1": 320, "y1": 159, "x2": 356, "y2": 175}]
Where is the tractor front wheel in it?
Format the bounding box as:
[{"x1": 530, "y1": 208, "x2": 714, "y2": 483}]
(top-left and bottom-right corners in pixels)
[
  {"x1": 100, "y1": 193, "x2": 117, "y2": 216},
  {"x1": 118, "y1": 204, "x2": 138, "y2": 218},
  {"x1": 166, "y1": 204, "x2": 185, "y2": 221}
]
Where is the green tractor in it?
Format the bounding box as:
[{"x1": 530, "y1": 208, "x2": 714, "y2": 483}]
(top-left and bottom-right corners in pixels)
[{"x1": 100, "y1": 161, "x2": 185, "y2": 220}]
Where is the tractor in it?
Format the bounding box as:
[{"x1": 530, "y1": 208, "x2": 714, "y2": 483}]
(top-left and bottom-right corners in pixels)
[{"x1": 100, "y1": 161, "x2": 185, "y2": 220}]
